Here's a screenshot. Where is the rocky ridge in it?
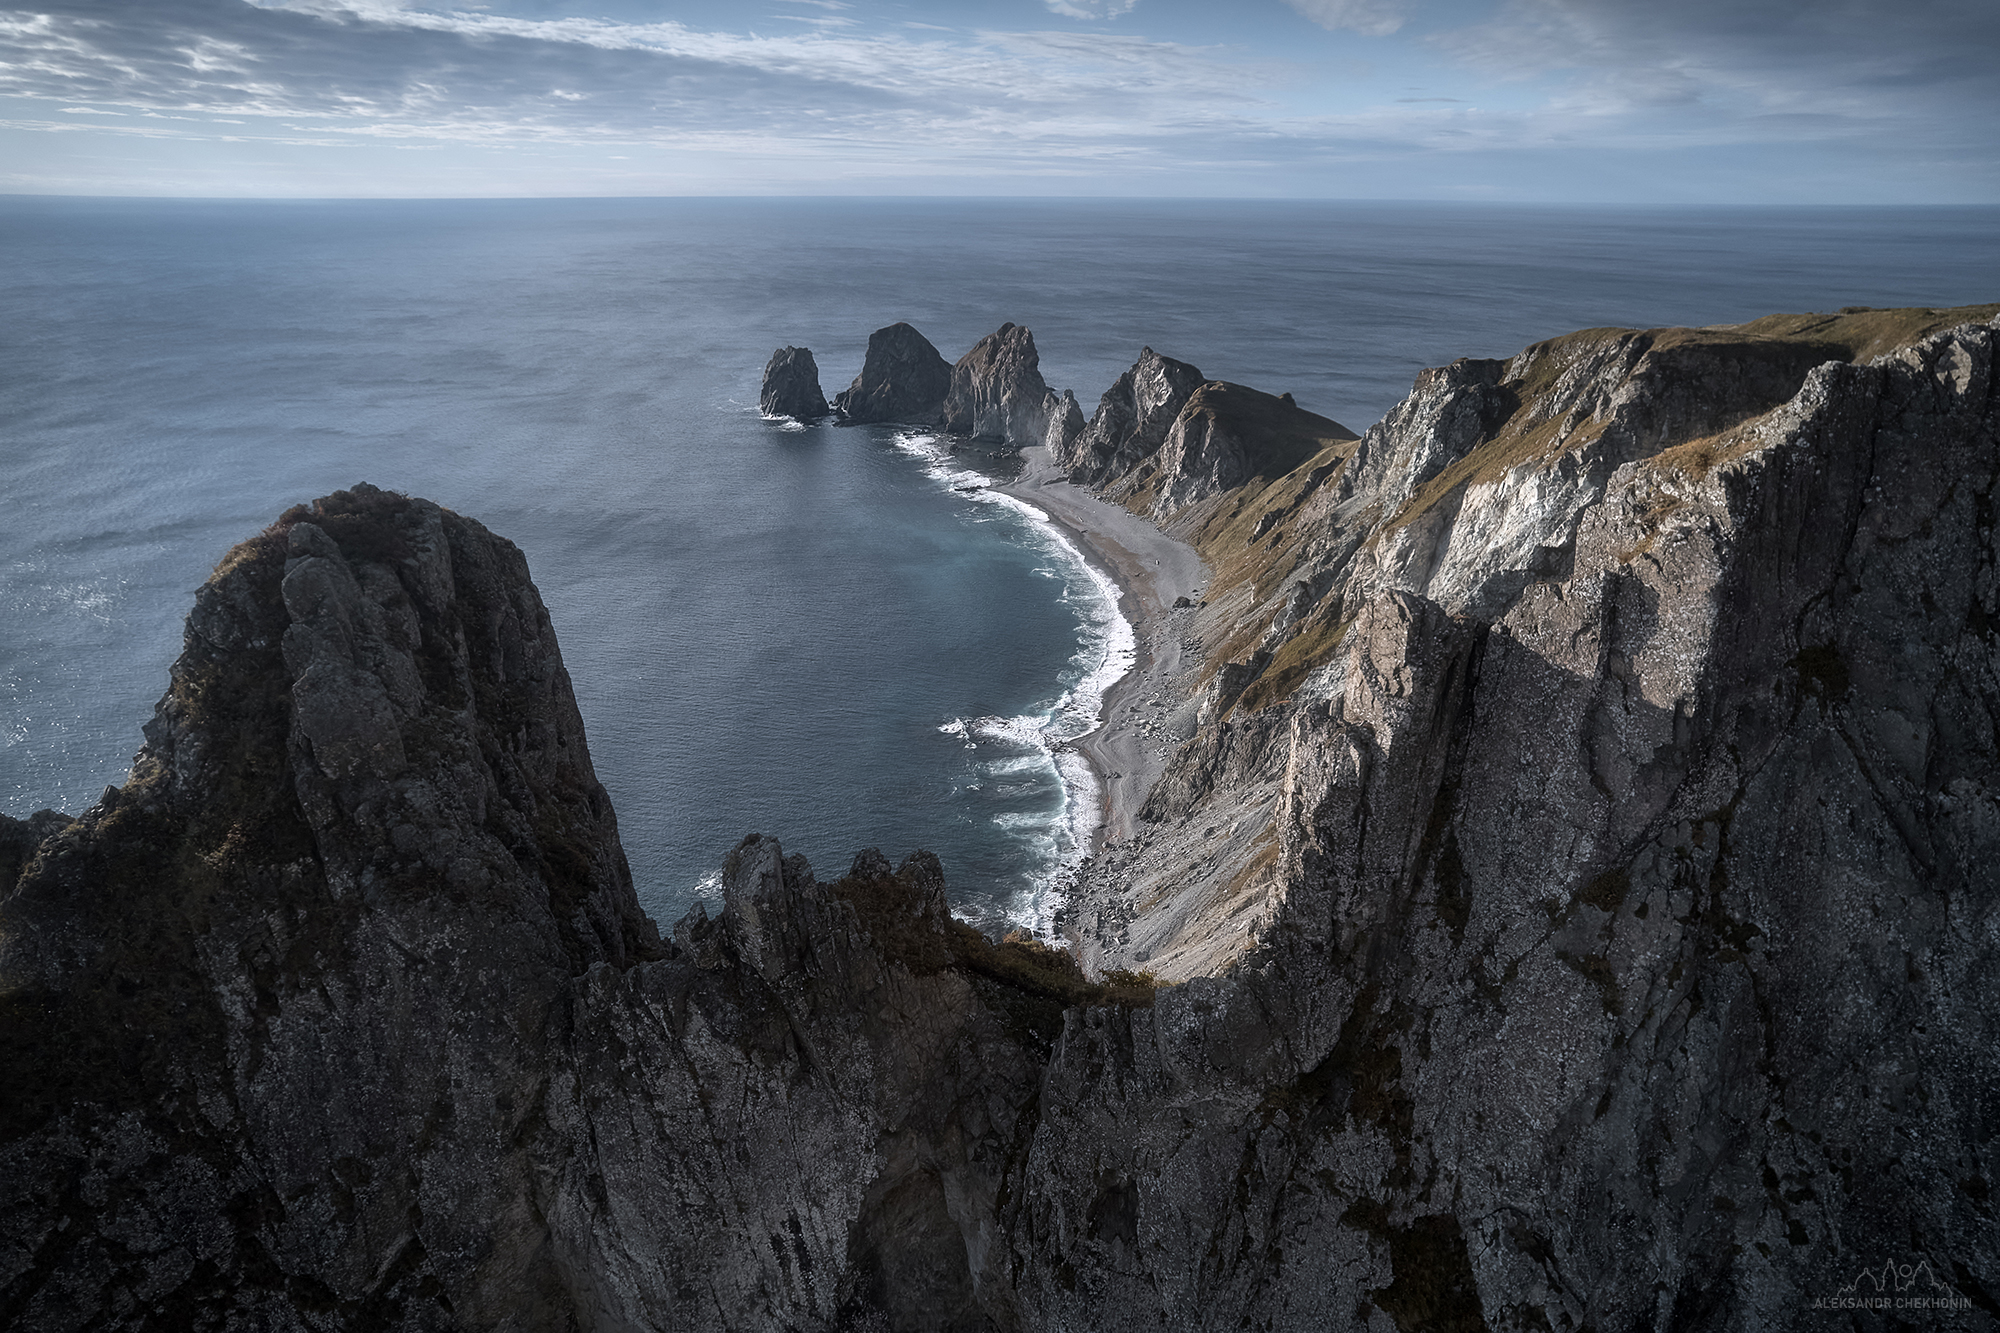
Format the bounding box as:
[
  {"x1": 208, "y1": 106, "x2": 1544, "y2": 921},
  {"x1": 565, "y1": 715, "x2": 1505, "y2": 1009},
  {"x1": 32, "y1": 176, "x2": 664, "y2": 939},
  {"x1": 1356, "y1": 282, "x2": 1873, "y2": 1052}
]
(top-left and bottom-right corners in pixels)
[{"x1": 5, "y1": 305, "x2": 1999, "y2": 1331}]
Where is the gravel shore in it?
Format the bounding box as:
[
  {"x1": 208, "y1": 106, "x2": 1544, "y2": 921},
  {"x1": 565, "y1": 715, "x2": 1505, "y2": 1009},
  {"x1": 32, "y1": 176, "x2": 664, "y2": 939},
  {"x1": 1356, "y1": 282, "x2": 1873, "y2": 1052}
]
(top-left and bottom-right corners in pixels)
[{"x1": 993, "y1": 446, "x2": 1210, "y2": 851}]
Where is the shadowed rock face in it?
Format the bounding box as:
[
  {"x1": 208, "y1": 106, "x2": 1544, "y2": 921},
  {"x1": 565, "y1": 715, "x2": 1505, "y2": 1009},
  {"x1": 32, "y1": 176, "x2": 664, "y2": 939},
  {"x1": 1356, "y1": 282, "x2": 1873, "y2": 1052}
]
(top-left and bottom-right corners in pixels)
[
  {"x1": 1150, "y1": 381, "x2": 1358, "y2": 517},
  {"x1": 942, "y1": 322, "x2": 1058, "y2": 447},
  {"x1": 5, "y1": 309, "x2": 1999, "y2": 1332},
  {"x1": 834, "y1": 322, "x2": 952, "y2": 425},
  {"x1": 760, "y1": 346, "x2": 830, "y2": 419}
]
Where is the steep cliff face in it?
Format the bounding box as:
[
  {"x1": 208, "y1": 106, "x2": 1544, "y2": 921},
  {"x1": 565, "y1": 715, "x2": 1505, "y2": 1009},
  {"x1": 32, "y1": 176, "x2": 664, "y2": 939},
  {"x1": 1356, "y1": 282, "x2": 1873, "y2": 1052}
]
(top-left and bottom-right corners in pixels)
[
  {"x1": 1053, "y1": 305, "x2": 2000, "y2": 1327},
  {"x1": 1053, "y1": 346, "x2": 1206, "y2": 486},
  {"x1": 6, "y1": 306, "x2": 1998, "y2": 1332},
  {"x1": 834, "y1": 322, "x2": 952, "y2": 426},
  {"x1": 942, "y1": 323, "x2": 1059, "y2": 447},
  {"x1": 0, "y1": 485, "x2": 657, "y2": 1330},
  {"x1": 0, "y1": 487, "x2": 1142, "y2": 1331},
  {"x1": 760, "y1": 346, "x2": 830, "y2": 419}
]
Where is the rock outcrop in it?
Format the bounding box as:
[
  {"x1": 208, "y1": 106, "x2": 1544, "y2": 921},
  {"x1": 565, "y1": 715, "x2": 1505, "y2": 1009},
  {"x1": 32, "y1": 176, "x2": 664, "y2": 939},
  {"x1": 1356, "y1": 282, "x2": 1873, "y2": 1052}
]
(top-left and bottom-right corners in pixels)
[
  {"x1": 759, "y1": 345, "x2": 829, "y2": 419},
  {"x1": 1150, "y1": 380, "x2": 1358, "y2": 516},
  {"x1": 941, "y1": 322, "x2": 1058, "y2": 447},
  {"x1": 834, "y1": 322, "x2": 951, "y2": 426},
  {"x1": 1043, "y1": 387, "x2": 1085, "y2": 458},
  {"x1": 6, "y1": 305, "x2": 1999, "y2": 1332},
  {"x1": 1053, "y1": 346, "x2": 1205, "y2": 486}
]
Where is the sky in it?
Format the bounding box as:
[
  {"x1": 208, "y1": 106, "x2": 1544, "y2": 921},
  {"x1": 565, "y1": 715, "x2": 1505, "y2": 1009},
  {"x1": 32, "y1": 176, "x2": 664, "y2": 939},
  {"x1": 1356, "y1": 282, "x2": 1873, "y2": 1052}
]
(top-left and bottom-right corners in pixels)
[{"x1": 0, "y1": 0, "x2": 1995, "y2": 200}]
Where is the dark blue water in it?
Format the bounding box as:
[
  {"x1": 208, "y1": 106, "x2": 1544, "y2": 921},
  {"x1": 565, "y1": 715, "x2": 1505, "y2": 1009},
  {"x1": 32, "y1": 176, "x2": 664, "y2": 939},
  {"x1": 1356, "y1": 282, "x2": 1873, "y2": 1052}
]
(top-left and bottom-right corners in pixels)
[{"x1": 3, "y1": 197, "x2": 1995, "y2": 927}]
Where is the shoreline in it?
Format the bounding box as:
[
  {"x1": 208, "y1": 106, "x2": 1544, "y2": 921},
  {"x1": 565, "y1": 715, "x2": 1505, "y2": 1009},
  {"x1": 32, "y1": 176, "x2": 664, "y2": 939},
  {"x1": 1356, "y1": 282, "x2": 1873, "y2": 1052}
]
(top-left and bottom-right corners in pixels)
[{"x1": 992, "y1": 446, "x2": 1210, "y2": 857}]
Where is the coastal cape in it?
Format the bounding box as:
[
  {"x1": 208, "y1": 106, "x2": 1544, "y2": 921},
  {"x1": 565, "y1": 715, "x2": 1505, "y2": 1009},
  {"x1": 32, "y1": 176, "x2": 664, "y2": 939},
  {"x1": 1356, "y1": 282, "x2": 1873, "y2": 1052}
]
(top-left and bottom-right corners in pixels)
[{"x1": 5, "y1": 305, "x2": 1999, "y2": 1331}]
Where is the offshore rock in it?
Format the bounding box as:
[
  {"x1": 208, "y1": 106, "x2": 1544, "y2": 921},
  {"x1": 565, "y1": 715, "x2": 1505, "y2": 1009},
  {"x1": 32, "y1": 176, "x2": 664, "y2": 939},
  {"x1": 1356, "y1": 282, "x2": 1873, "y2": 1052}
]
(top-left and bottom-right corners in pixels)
[
  {"x1": 1053, "y1": 346, "x2": 1205, "y2": 486},
  {"x1": 940, "y1": 322, "x2": 1064, "y2": 446},
  {"x1": 834, "y1": 321, "x2": 951, "y2": 426},
  {"x1": 942, "y1": 322, "x2": 1059, "y2": 447},
  {"x1": 759, "y1": 345, "x2": 829, "y2": 419}
]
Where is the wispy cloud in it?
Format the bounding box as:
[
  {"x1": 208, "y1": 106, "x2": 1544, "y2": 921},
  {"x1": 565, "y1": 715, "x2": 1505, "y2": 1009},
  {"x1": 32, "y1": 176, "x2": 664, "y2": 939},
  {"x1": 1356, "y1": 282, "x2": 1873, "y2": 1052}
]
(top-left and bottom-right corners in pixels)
[
  {"x1": 1043, "y1": 0, "x2": 1140, "y2": 20},
  {"x1": 0, "y1": 0, "x2": 1992, "y2": 198},
  {"x1": 1282, "y1": 0, "x2": 1412, "y2": 38}
]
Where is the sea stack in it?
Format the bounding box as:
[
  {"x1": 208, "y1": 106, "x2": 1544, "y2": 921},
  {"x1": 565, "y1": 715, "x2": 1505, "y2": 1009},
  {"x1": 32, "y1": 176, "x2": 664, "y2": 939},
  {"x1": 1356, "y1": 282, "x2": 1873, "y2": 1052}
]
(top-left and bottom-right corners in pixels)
[
  {"x1": 759, "y1": 346, "x2": 829, "y2": 419},
  {"x1": 942, "y1": 322, "x2": 1060, "y2": 447},
  {"x1": 833, "y1": 321, "x2": 951, "y2": 425}
]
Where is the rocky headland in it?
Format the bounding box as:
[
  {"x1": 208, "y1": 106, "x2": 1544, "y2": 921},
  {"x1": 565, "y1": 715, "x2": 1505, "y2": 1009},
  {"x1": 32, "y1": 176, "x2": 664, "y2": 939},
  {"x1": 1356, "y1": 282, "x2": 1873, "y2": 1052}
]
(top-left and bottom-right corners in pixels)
[{"x1": 5, "y1": 304, "x2": 1999, "y2": 1331}]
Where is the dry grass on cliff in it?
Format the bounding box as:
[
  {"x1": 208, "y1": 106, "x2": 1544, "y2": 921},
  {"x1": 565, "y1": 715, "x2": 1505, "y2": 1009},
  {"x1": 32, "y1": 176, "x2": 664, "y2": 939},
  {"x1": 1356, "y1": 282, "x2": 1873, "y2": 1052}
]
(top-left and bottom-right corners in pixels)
[{"x1": 1719, "y1": 302, "x2": 1999, "y2": 364}]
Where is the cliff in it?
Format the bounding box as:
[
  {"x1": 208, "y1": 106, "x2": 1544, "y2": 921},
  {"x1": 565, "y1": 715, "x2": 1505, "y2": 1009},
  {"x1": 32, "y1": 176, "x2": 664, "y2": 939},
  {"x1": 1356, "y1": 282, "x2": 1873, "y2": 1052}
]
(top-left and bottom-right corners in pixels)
[{"x1": 5, "y1": 305, "x2": 1999, "y2": 1331}]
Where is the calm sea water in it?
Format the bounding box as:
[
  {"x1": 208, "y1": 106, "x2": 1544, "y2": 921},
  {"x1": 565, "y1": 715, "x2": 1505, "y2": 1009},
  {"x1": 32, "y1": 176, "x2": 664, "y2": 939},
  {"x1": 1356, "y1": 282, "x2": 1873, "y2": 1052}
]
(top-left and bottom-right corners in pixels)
[{"x1": 3, "y1": 197, "x2": 1995, "y2": 928}]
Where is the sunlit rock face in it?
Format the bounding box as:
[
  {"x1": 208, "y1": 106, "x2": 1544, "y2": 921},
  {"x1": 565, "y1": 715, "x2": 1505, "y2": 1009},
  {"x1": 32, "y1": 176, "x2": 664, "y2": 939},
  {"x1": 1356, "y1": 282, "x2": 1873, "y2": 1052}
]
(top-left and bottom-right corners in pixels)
[
  {"x1": 4, "y1": 308, "x2": 1997, "y2": 1332},
  {"x1": 1054, "y1": 345, "x2": 1207, "y2": 486},
  {"x1": 942, "y1": 322, "x2": 1061, "y2": 448}
]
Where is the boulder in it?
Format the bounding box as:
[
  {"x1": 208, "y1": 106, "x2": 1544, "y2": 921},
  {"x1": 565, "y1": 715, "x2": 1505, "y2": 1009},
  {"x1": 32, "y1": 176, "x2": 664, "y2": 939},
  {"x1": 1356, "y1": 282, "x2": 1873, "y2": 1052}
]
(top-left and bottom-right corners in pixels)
[{"x1": 759, "y1": 345, "x2": 829, "y2": 419}]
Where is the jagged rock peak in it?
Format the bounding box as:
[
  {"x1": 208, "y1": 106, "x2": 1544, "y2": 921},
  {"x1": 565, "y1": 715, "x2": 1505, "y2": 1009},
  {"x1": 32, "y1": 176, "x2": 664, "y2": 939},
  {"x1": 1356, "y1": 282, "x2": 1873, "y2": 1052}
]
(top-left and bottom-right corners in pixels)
[
  {"x1": 834, "y1": 321, "x2": 952, "y2": 425},
  {"x1": 759, "y1": 345, "x2": 829, "y2": 419},
  {"x1": 942, "y1": 322, "x2": 1059, "y2": 447},
  {"x1": 1053, "y1": 345, "x2": 1205, "y2": 486}
]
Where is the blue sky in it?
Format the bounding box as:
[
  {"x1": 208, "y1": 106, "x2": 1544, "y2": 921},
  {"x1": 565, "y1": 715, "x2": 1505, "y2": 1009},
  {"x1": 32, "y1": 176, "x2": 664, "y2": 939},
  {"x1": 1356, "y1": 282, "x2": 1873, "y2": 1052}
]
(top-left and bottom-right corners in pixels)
[{"x1": 1, "y1": 0, "x2": 1995, "y2": 199}]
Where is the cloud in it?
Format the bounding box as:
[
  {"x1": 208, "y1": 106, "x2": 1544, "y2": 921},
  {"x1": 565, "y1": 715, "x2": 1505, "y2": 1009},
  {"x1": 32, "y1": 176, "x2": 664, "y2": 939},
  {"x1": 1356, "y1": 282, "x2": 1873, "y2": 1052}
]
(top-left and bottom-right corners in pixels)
[
  {"x1": 1044, "y1": 0, "x2": 1140, "y2": 19},
  {"x1": 0, "y1": 0, "x2": 1273, "y2": 164},
  {"x1": 1282, "y1": 0, "x2": 1412, "y2": 37},
  {"x1": 1436, "y1": 0, "x2": 2000, "y2": 122},
  {"x1": 0, "y1": 0, "x2": 1991, "y2": 198}
]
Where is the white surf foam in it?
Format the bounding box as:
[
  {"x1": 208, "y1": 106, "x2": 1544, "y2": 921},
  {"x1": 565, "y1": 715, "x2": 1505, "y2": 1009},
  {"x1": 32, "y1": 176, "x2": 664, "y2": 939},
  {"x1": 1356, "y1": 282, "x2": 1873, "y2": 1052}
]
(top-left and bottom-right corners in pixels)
[{"x1": 892, "y1": 430, "x2": 1135, "y2": 939}]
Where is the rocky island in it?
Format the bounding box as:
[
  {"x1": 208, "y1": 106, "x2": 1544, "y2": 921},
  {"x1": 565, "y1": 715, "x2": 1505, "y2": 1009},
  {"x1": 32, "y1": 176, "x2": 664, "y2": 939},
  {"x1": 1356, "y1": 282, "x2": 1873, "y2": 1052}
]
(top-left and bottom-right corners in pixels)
[{"x1": 5, "y1": 304, "x2": 1999, "y2": 1330}]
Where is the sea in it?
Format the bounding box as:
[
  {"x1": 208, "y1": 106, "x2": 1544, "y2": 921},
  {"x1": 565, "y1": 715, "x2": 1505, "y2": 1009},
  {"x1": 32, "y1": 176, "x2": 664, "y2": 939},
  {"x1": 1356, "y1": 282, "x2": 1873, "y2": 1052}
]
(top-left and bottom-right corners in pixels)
[{"x1": 3, "y1": 197, "x2": 1995, "y2": 931}]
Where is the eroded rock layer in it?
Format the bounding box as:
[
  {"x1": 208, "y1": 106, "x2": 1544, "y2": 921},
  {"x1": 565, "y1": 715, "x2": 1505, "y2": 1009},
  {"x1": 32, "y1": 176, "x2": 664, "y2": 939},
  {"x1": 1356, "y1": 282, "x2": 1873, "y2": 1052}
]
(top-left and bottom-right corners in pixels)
[{"x1": 5, "y1": 305, "x2": 1998, "y2": 1332}]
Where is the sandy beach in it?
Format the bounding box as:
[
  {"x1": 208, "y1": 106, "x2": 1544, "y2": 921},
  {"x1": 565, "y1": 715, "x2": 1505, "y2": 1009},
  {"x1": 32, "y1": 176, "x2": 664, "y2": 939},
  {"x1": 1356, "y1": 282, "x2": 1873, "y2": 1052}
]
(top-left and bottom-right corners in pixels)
[{"x1": 994, "y1": 446, "x2": 1210, "y2": 851}]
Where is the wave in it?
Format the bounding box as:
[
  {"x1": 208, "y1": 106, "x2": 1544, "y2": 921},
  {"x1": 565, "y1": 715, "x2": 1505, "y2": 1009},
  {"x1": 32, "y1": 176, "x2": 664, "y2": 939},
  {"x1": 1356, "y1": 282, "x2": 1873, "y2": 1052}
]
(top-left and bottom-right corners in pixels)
[{"x1": 895, "y1": 430, "x2": 1133, "y2": 940}]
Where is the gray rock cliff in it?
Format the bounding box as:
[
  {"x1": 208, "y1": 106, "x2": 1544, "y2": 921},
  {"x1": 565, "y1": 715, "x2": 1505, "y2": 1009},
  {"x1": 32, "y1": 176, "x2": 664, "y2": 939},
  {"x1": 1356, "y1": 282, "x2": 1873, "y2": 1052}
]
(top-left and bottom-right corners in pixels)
[
  {"x1": 1053, "y1": 346, "x2": 1206, "y2": 486},
  {"x1": 941, "y1": 323, "x2": 1059, "y2": 447},
  {"x1": 5, "y1": 306, "x2": 1999, "y2": 1331},
  {"x1": 834, "y1": 322, "x2": 952, "y2": 426},
  {"x1": 760, "y1": 345, "x2": 830, "y2": 419}
]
